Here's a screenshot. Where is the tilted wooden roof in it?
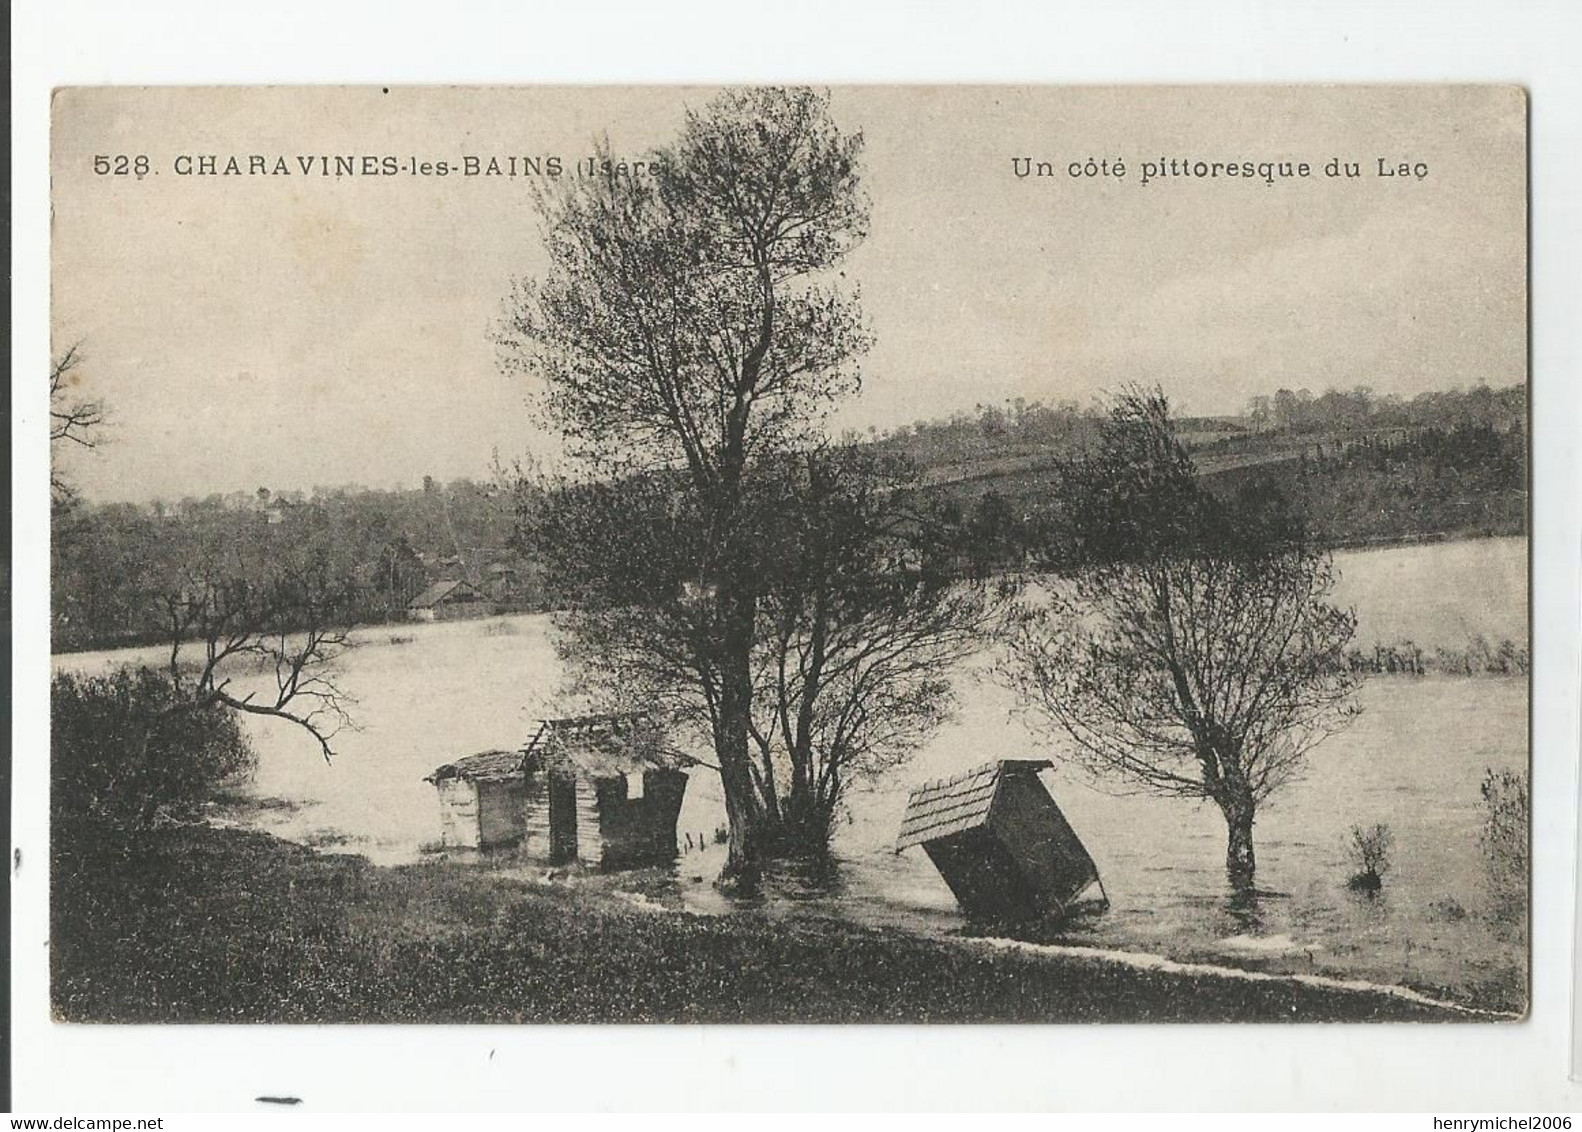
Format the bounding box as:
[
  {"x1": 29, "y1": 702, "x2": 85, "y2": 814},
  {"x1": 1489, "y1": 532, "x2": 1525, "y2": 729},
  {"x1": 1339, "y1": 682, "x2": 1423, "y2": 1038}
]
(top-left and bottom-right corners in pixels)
[{"x1": 895, "y1": 759, "x2": 1054, "y2": 850}]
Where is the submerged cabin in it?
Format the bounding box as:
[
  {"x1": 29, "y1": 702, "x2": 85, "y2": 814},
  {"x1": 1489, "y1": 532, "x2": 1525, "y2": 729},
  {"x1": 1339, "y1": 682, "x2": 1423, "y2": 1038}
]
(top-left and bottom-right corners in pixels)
[
  {"x1": 407, "y1": 578, "x2": 494, "y2": 622},
  {"x1": 425, "y1": 714, "x2": 690, "y2": 868},
  {"x1": 896, "y1": 759, "x2": 1102, "y2": 923}
]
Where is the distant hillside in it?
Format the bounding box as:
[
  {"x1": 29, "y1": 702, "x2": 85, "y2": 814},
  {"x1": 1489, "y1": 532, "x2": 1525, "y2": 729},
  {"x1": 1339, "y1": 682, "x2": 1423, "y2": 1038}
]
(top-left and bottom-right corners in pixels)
[
  {"x1": 878, "y1": 383, "x2": 1526, "y2": 560},
  {"x1": 51, "y1": 383, "x2": 1526, "y2": 652}
]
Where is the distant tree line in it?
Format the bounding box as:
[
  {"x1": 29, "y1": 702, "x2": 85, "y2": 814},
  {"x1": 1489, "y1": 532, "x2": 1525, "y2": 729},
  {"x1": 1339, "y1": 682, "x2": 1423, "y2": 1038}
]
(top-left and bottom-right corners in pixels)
[
  {"x1": 864, "y1": 381, "x2": 1524, "y2": 469},
  {"x1": 51, "y1": 477, "x2": 539, "y2": 652},
  {"x1": 864, "y1": 398, "x2": 1104, "y2": 467},
  {"x1": 1245, "y1": 383, "x2": 1524, "y2": 435},
  {"x1": 52, "y1": 390, "x2": 1526, "y2": 655},
  {"x1": 903, "y1": 388, "x2": 1526, "y2": 572}
]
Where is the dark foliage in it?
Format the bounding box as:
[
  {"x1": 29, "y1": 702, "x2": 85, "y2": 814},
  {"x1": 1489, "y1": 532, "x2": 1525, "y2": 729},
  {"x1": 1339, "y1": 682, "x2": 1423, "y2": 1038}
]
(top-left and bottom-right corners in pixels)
[
  {"x1": 1273, "y1": 422, "x2": 1526, "y2": 547},
  {"x1": 1479, "y1": 768, "x2": 1529, "y2": 924},
  {"x1": 51, "y1": 667, "x2": 256, "y2": 831},
  {"x1": 52, "y1": 477, "x2": 533, "y2": 652}
]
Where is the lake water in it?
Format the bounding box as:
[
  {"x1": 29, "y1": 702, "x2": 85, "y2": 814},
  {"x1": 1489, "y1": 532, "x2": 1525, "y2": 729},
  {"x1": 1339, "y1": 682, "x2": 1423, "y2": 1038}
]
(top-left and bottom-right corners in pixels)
[{"x1": 55, "y1": 535, "x2": 1529, "y2": 1007}]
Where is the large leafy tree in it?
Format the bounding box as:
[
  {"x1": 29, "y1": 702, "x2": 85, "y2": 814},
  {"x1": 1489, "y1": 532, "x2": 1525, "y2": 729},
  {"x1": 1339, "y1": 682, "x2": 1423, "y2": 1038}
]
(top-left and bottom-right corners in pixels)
[
  {"x1": 499, "y1": 88, "x2": 870, "y2": 880},
  {"x1": 998, "y1": 390, "x2": 1360, "y2": 893}
]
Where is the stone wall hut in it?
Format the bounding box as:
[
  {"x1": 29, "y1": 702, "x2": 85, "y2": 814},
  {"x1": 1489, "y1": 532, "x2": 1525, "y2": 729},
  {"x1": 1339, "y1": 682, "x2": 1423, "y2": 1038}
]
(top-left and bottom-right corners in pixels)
[
  {"x1": 425, "y1": 749, "x2": 530, "y2": 850},
  {"x1": 425, "y1": 714, "x2": 691, "y2": 868},
  {"x1": 896, "y1": 758, "x2": 1104, "y2": 923}
]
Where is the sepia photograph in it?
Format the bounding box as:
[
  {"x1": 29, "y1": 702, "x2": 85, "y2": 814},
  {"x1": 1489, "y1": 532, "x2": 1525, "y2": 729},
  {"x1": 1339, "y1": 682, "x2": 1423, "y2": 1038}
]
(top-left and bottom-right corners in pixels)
[{"x1": 44, "y1": 83, "x2": 1529, "y2": 1028}]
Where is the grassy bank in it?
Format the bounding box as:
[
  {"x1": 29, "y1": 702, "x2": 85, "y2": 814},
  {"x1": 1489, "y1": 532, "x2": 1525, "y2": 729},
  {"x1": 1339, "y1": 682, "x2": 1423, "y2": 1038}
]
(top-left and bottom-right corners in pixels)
[{"x1": 53, "y1": 825, "x2": 1470, "y2": 1024}]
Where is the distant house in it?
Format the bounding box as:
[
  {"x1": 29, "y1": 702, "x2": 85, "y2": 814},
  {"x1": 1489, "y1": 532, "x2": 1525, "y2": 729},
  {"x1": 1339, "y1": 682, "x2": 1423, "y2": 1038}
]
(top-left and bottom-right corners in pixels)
[
  {"x1": 482, "y1": 561, "x2": 522, "y2": 604},
  {"x1": 407, "y1": 578, "x2": 493, "y2": 621},
  {"x1": 896, "y1": 759, "x2": 1104, "y2": 923},
  {"x1": 425, "y1": 714, "x2": 691, "y2": 868}
]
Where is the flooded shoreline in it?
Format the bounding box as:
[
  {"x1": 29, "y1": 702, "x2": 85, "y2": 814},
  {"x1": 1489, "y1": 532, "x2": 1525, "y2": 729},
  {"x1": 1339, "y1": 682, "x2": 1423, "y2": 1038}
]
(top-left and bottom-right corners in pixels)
[{"x1": 54, "y1": 534, "x2": 1530, "y2": 1011}]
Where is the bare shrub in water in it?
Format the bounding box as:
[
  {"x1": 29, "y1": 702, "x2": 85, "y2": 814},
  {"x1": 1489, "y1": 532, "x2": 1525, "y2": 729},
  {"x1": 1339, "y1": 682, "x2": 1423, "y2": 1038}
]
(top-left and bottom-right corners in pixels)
[{"x1": 1345, "y1": 822, "x2": 1395, "y2": 894}]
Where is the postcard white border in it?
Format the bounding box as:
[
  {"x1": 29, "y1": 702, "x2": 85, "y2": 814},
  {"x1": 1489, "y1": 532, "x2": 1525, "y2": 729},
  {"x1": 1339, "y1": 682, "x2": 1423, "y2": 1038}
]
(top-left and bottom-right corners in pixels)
[{"x1": 11, "y1": 0, "x2": 1582, "y2": 1112}]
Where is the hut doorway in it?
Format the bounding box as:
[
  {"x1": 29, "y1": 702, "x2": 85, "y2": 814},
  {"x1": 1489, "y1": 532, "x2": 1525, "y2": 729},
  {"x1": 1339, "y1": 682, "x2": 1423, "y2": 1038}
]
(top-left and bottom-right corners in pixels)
[{"x1": 547, "y1": 773, "x2": 579, "y2": 864}]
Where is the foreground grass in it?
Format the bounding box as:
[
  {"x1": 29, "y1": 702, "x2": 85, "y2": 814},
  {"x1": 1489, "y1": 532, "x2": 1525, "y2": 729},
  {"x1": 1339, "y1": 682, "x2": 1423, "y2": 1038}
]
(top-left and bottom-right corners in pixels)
[{"x1": 53, "y1": 825, "x2": 1465, "y2": 1024}]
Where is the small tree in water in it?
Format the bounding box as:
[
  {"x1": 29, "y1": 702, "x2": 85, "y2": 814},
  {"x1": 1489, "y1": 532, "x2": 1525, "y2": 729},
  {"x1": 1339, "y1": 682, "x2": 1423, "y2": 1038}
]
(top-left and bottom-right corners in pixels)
[
  {"x1": 997, "y1": 389, "x2": 1360, "y2": 893},
  {"x1": 1346, "y1": 823, "x2": 1395, "y2": 893}
]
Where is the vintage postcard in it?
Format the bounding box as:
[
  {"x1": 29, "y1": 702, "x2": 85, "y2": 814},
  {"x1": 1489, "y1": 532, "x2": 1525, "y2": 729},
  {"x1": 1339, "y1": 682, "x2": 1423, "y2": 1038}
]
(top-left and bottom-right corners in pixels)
[{"x1": 47, "y1": 85, "x2": 1528, "y2": 1025}]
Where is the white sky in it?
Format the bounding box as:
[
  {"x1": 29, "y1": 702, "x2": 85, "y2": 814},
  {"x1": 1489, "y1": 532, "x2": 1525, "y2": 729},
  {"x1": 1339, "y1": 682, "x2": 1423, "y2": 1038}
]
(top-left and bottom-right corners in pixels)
[{"x1": 50, "y1": 85, "x2": 1527, "y2": 503}]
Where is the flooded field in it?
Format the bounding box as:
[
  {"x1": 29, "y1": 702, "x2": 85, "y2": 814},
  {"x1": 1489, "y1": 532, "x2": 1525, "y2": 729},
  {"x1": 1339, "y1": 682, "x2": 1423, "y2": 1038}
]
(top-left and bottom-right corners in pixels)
[{"x1": 55, "y1": 535, "x2": 1529, "y2": 1008}]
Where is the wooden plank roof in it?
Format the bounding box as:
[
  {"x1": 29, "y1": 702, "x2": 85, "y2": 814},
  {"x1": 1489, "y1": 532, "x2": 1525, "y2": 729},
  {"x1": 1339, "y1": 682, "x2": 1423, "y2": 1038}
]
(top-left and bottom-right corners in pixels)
[
  {"x1": 425, "y1": 748, "x2": 524, "y2": 784},
  {"x1": 425, "y1": 715, "x2": 694, "y2": 788},
  {"x1": 895, "y1": 759, "x2": 1053, "y2": 850},
  {"x1": 522, "y1": 714, "x2": 693, "y2": 777}
]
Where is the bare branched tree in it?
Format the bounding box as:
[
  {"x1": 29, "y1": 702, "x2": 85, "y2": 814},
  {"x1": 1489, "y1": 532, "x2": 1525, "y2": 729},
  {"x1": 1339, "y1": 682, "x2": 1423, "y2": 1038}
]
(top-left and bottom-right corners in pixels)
[
  {"x1": 50, "y1": 343, "x2": 110, "y2": 511},
  {"x1": 156, "y1": 553, "x2": 357, "y2": 763},
  {"x1": 997, "y1": 389, "x2": 1360, "y2": 892}
]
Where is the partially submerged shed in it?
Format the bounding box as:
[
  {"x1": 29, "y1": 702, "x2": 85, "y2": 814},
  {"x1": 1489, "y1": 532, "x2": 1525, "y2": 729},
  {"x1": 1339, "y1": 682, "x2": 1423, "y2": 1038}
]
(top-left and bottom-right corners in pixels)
[
  {"x1": 425, "y1": 714, "x2": 691, "y2": 868},
  {"x1": 896, "y1": 759, "x2": 1103, "y2": 923}
]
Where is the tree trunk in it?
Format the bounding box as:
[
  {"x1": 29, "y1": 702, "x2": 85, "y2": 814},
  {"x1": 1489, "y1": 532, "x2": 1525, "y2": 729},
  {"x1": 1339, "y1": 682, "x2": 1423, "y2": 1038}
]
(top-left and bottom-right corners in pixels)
[
  {"x1": 1221, "y1": 795, "x2": 1257, "y2": 893},
  {"x1": 714, "y1": 583, "x2": 766, "y2": 889},
  {"x1": 774, "y1": 780, "x2": 835, "y2": 860},
  {"x1": 717, "y1": 753, "x2": 765, "y2": 887}
]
